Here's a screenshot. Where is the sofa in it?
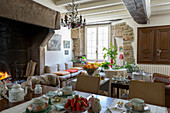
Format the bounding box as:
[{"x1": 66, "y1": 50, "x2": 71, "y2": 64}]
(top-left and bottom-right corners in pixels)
[
  {"x1": 153, "y1": 73, "x2": 170, "y2": 108},
  {"x1": 44, "y1": 62, "x2": 83, "y2": 87}
]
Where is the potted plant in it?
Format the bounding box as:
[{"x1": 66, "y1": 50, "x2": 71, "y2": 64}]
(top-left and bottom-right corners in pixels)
[
  {"x1": 124, "y1": 60, "x2": 139, "y2": 73},
  {"x1": 103, "y1": 42, "x2": 118, "y2": 68},
  {"x1": 101, "y1": 61, "x2": 110, "y2": 69}
]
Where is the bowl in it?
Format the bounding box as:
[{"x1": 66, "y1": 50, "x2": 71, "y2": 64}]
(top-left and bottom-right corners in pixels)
[{"x1": 83, "y1": 67, "x2": 98, "y2": 75}]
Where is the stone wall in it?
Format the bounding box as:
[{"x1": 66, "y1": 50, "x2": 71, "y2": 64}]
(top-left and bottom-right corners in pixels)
[
  {"x1": 72, "y1": 28, "x2": 85, "y2": 59},
  {"x1": 112, "y1": 22, "x2": 135, "y2": 64}
]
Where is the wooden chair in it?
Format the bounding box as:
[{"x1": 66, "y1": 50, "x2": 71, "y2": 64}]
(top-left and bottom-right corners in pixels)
[
  {"x1": 129, "y1": 80, "x2": 165, "y2": 106},
  {"x1": 76, "y1": 75, "x2": 100, "y2": 94}
]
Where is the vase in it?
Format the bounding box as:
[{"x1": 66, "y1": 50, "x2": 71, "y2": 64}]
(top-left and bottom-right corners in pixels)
[{"x1": 110, "y1": 59, "x2": 113, "y2": 68}]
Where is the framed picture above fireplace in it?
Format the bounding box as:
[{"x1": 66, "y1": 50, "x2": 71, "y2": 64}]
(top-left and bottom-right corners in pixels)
[{"x1": 47, "y1": 34, "x2": 61, "y2": 51}]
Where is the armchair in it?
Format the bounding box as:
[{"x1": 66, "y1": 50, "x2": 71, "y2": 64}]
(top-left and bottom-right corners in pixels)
[{"x1": 153, "y1": 73, "x2": 170, "y2": 108}]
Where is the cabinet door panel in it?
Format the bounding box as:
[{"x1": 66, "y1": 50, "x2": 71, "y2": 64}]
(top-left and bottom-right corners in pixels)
[
  {"x1": 156, "y1": 28, "x2": 170, "y2": 62},
  {"x1": 138, "y1": 28, "x2": 154, "y2": 63}
]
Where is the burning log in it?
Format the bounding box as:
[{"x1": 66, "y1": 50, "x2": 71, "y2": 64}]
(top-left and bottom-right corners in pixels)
[{"x1": 0, "y1": 71, "x2": 10, "y2": 81}]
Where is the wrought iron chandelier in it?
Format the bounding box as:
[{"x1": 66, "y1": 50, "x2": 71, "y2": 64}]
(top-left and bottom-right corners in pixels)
[{"x1": 61, "y1": 0, "x2": 86, "y2": 29}]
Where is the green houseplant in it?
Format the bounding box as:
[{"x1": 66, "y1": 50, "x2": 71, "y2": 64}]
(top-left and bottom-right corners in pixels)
[
  {"x1": 101, "y1": 61, "x2": 110, "y2": 69},
  {"x1": 124, "y1": 60, "x2": 139, "y2": 73},
  {"x1": 103, "y1": 42, "x2": 118, "y2": 67}
]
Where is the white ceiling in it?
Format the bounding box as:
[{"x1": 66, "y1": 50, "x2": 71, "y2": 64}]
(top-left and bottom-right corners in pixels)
[{"x1": 33, "y1": 0, "x2": 170, "y2": 23}]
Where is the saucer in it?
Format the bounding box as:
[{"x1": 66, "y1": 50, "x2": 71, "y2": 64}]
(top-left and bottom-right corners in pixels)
[{"x1": 125, "y1": 102, "x2": 150, "y2": 112}]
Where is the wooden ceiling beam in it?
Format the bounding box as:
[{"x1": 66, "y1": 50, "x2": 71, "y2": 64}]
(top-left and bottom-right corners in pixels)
[
  {"x1": 85, "y1": 10, "x2": 129, "y2": 19},
  {"x1": 122, "y1": 0, "x2": 148, "y2": 24},
  {"x1": 81, "y1": 4, "x2": 126, "y2": 16},
  {"x1": 86, "y1": 14, "x2": 131, "y2": 23},
  {"x1": 151, "y1": 0, "x2": 170, "y2": 6},
  {"x1": 76, "y1": 0, "x2": 122, "y2": 11},
  {"x1": 152, "y1": 4, "x2": 170, "y2": 12},
  {"x1": 55, "y1": 0, "x2": 94, "y2": 6}
]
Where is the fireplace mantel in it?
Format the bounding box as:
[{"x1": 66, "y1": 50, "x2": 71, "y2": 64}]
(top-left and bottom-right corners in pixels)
[{"x1": 0, "y1": 0, "x2": 60, "y2": 29}]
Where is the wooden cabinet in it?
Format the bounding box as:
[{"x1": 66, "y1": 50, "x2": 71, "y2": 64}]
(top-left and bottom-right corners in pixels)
[{"x1": 138, "y1": 25, "x2": 170, "y2": 64}]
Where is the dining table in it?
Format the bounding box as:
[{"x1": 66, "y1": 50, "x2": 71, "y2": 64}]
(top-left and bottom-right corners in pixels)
[
  {"x1": 0, "y1": 85, "x2": 114, "y2": 113},
  {"x1": 0, "y1": 85, "x2": 170, "y2": 113}
]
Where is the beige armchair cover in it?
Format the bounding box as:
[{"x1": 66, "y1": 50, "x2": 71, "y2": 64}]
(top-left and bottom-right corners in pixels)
[
  {"x1": 129, "y1": 80, "x2": 165, "y2": 106},
  {"x1": 76, "y1": 75, "x2": 100, "y2": 94}
]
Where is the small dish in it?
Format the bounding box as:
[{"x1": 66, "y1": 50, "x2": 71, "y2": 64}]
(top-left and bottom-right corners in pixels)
[
  {"x1": 54, "y1": 103, "x2": 65, "y2": 111},
  {"x1": 125, "y1": 102, "x2": 150, "y2": 112},
  {"x1": 52, "y1": 97, "x2": 61, "y2": 102}
]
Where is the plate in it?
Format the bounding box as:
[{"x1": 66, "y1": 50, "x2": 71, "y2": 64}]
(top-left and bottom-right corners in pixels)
[
  {"x1": 26, "y1": 103, "x2": 52, "y2": 113},
  {"x1": 54, "y1": 103, "x2": 65, "y2": 111},
  {"x1": 58, "y1": 91, "x2": 76, "y2": 98},
  {"x1": 124, "y1": 102, "x2": 150, "y2": 112}
]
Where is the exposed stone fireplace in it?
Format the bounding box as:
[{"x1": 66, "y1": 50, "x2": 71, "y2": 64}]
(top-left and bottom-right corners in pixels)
[{"x1": 0, "y1": 0, "x2": 60, "y2": 80}]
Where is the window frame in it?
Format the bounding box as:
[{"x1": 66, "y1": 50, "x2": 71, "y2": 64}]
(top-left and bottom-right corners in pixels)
[{"x1": 85, "y1": 24, "x2": 111, "y2": 61}]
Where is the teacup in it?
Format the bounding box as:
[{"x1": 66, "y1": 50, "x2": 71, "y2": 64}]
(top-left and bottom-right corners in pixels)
[
  {"x1": 32, "y1": 98, "x2": 46, "y2": 111},
  {"x1": 131, "y1": 98, "x2": 144, "y2": 111}
]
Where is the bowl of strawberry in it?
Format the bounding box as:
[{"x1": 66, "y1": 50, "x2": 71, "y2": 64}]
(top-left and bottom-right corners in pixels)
[{"x1": 64, "y1": 95, "x2": 91, "y2": 113}]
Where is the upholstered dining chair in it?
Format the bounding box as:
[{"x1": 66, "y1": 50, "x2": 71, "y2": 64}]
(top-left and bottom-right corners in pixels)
[
  {"x1": 76, "y1": 75, "x2": 100, "y2": 94},
  {"x1": 129, "y1": 80, "x2": 165, "y2": 106}
]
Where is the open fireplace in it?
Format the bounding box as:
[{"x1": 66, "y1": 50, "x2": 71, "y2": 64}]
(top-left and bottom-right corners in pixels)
[{"x1": 0, "y1": 0, "x2": 60, "y2": 81}]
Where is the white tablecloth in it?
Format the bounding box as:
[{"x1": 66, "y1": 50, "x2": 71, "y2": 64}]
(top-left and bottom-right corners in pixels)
[
  {"x1": 105, "y1": 99, "x2": 168, "y2": 113},
  {"x1": 1, "y1": 97, "x2": 168, "y2": 113}
]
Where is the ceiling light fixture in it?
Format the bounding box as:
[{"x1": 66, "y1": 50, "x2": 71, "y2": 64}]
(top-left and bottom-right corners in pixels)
[{"x1": 61, "y1": 0, "x2": 86, "y2": 29}]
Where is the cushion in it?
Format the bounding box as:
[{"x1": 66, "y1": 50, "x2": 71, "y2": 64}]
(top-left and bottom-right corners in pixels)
[
  {"x1": 69, "y1": 67, "x2": 83, "y2": 70},
  {"x1": 45, "y1": 64, "x2": 58, "y2": 73},
  {"x1": 153, "y1": 73, "x2": 170, "y2": 79},
  {"x1": 65, "y1": 62, "x2": 73, "y2": 70},
  {"x1": 53, "y1": 71, "x2": 70, "y2": 76},
  {"x1": 58, "y1": 63, "x2": 66, "y2": 71},
  {"x1": 154, "y1": 77, "x2": 170, "y2": 85},
  {"x1": 64, "y1": 69, "x2": 78, "y2": 73},
  {"x1": 45, "y1": 66, "x2": 51, "y2": 73}
]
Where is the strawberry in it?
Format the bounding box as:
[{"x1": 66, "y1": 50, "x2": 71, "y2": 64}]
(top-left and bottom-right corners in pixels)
[
  {"x1": 76, "y1": 101, "x2": 81, "y2": 111},
  {"x1": 68, "y1": 106, "x2": 72, "y2": 110},
  {"x1": 71, "y1": 98, "x2": 76, "y2": 107},
  {"x1": 86, "y1": 101, "x2": 89, "y2": 107},
  {"x1": 74, "y1": 95, "x2": 79, "y2": 99},
  {"x1": 77, "y1": 97, "x2": 81, "y2": 102},
  {"x1": 65, "y1": 103, "x2": 69, "y2": 108},
  {"x1": 81, "y1": 100, "x2": 88, "y2": 107},
  {"x1": 72, "y1": 107, "x2": 76, "y2": 111},
  {"x1": 81, "y1": 106, "x2": 86, "y2": 111},
  {"x1": 67, "y1": 99, "x2": 71, "y2": 103}
]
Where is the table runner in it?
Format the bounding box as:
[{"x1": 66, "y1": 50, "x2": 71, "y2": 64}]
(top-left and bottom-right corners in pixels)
[
  {"x1": 1, "y1": 97, "x2": 168, "y2": 113},
  {"x1": 105, "y1": 99, "x2": 168, "y2": 113}
]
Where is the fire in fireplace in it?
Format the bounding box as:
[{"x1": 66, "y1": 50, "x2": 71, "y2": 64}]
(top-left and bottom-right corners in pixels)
[{"x1": 0, "y1": 71, "x2": 10, "y2": 80}]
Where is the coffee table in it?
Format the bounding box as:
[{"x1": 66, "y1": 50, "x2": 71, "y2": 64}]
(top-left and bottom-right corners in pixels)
[{"x1": 111, "y1": 82, "x2": 129, "y2": 98}]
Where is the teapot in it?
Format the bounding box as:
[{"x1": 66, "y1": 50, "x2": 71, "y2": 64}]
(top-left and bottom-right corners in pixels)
[{"x1": 3, "y1": 83, "x2": 27, "y2": 102}]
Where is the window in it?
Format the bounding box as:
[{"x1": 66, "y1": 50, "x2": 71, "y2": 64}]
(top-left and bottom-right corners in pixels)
[{"x1": 85, "y1": 25, "x2": 110, "y2": 61}]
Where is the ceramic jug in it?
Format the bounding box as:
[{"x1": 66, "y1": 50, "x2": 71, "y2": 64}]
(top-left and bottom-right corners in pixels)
[
  {"x1": 92, "y1": 98, "x2": 101, "y2": 113},
  {"x1": 3, "y1": 83, "x2": 27, "y2": 102}
]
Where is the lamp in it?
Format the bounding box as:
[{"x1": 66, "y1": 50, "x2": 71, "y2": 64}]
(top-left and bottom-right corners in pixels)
[
  {"x1": 61, "y1": 0, "x2": 86, "y2": 29},
  {"x1": 119, "y1": 54, "x2": 124, "y2": 66},
  {"x1": 119, "y1": 54, "x2": 124, "y2": 59}
]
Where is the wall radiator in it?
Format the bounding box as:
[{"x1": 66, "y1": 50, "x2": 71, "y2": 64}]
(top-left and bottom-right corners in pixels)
[{"x1": 138, "y1": 64, "x2": 170, "y2": 75}]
